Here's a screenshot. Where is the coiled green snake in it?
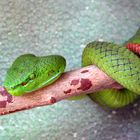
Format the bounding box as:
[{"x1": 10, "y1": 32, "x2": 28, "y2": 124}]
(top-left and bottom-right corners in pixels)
[{"x1": 3, "y1": 28, "x2": 140, "y2": 109}]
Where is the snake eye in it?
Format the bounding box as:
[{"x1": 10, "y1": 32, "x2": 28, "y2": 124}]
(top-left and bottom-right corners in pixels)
[
  {"x1": 20, "y1": 74, "x2": 35, "y2": 87},
  {"x1": 21, "y1": 82, "x2": 27, "y2": 86}
]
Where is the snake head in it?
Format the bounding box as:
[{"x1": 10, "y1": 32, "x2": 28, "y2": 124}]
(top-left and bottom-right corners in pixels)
[{"x1": 3, "y1": 54, "x2": 66, "y2": 96}]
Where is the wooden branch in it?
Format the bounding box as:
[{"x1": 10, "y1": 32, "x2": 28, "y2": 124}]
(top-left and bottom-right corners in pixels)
[{"x1": 0, "y1": 65, "x2": 123, "y2": 115}]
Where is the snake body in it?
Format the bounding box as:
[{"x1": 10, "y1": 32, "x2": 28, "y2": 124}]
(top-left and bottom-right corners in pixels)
[
  {"x1": 3, "y1": 28, "x2": 140, "y2": 108},
  {"x1": 82, "y1": 41, "x2": 140, "y2": 108}
]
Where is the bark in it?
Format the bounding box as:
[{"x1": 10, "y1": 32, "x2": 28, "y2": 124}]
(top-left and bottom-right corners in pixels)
[{"x1": 0, "y1": 65, "x2": 123, "y2": 115}]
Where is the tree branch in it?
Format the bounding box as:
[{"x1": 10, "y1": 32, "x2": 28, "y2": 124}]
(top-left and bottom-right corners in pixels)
[{"x1": 0, "y1": 65, "x2": 123, "y2": 115}]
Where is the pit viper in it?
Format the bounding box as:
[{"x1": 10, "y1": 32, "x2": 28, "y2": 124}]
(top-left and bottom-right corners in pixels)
[{"x1": 3, "y1": 28, "x2": 140, "y2": 109}]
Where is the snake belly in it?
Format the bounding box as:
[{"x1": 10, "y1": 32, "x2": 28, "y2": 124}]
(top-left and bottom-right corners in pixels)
[{"x1": 82, "y1": 41, "x2": 140, "y2": 108}]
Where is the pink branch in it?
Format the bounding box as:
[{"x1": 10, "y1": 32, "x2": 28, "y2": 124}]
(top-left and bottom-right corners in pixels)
[{"x1": 0, "y1": 65, "x2": 123, "y2": 115}]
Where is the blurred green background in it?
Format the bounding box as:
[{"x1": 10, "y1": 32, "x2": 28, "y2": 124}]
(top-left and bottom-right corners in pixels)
[{"x1": 0, "y1": 0, "x2": 140, "y2": 140}]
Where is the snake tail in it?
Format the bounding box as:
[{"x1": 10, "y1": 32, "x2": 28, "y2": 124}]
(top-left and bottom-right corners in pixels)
[{"x1": 126, "y1": 43, "x2": 140, "y2": 55}]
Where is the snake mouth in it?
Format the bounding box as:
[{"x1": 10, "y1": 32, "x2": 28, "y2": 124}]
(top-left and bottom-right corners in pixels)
[
  {"x1": 5, "y1": 69, "x2": 64, "y2": 96},
  {"x1": 4, "y1": 79, "x2": 35, "y2": 96},
  {"x1": 6, "y1": 76, "x2": 34, "y2": 90}
]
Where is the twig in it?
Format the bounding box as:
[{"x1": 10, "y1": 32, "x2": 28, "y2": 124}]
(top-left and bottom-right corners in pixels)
[{"x1": 0, "y1": 65, "x2": 123, "y2": 115}]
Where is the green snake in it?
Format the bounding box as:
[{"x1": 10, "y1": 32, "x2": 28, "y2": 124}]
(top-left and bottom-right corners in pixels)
[
  {"x1": 3, "y1": 55, "x2": 66, "y2": 96},
  {"x1": 3, "y1": 28, "x2": 140, "y2": 109}
]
